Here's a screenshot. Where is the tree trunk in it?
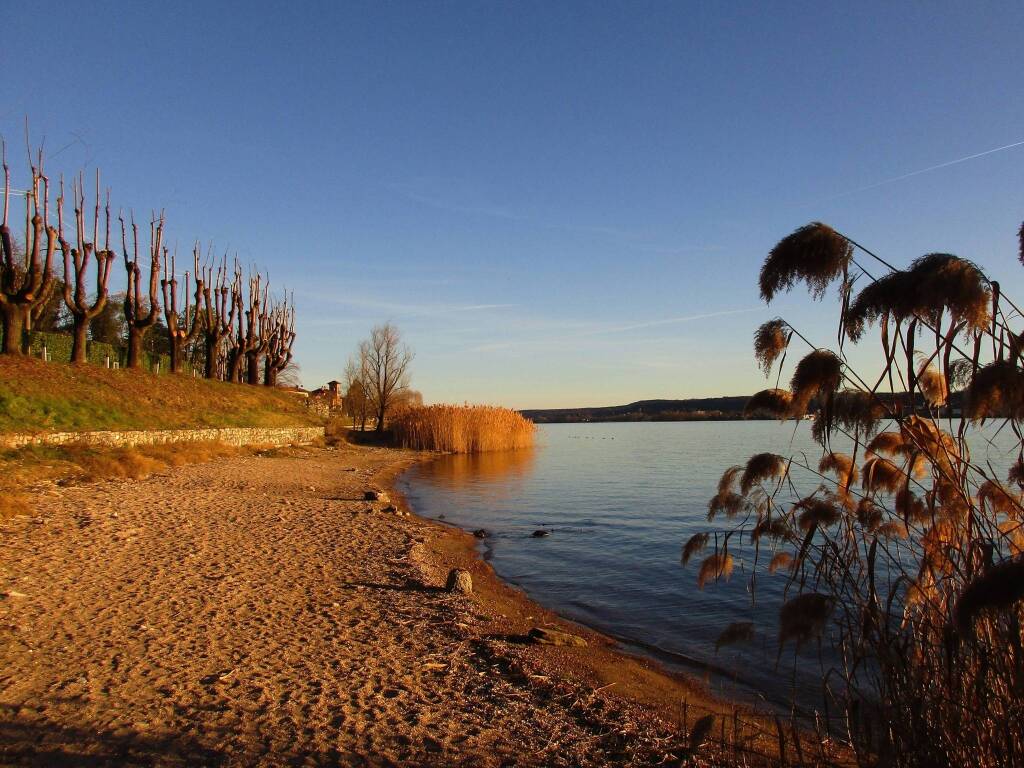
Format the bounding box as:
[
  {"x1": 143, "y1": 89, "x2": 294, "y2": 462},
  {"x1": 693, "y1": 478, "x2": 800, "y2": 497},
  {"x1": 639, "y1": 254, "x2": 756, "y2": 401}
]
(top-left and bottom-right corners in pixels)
[
  {"x1": 70, "y1": 318, "x2": 89, "y2": 364},
  {"x1": 1, "y1": 307, "x2": 27, "y2": 355},
  {"x1": 126, "y1": 329, "x2": 144, "y2": 369},
  {"x1": 205, "y1": 337, "x2": 218, "y2": 379},
  {"x1": 264, "y1": 359, "x2": 277, "y2": 387},
  {"x1": 376, "y1": 403, "x2": 386, "y2": 433},
  {"x1": 169, "y1": 340, "x2": 182, "y2": 373},
  {"x1": 246, "y1": 352, "x2": 260, "y2": 385}
]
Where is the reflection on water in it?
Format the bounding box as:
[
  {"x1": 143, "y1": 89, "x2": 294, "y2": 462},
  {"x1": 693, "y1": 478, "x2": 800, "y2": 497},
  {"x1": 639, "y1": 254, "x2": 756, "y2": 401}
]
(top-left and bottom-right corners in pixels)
[
  {"x1": 415, "y1": 448, "x2": 537, "y2": 489},
  {"x1": 398, "y1": 421, "x2": 1019, "y2": 714}
]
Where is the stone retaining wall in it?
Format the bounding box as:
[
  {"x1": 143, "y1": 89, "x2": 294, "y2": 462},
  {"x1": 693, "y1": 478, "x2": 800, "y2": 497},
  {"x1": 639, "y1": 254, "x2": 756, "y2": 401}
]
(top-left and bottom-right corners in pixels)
[{"x1": 0, "y1": 426, "x2": 325, "y2": 450}]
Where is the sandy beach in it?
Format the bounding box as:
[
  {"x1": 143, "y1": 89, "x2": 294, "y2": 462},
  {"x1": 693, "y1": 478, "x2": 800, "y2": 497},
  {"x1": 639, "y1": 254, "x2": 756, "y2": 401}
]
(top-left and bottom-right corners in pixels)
[{"x1": 0, "y1": 443, "x2": 746, "y2": 767}]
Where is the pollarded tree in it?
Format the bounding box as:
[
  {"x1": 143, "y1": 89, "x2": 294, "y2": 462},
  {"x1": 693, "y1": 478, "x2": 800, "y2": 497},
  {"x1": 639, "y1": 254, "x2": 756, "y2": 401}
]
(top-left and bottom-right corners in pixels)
[
  {"x1": 358, "y1": 322, "x2": 414, "y2": 433},
  {"x1": 0, "y1": 144, "x2": 56, "y2": 354},
  {"x1": 57, "y1": 173, "x2": 116, "y2": 363},
  {"x1": 160, "y1": 245, "x2": 204, "y2": 373},
  {"x1": 120, "y1": 212, "x2": 163, "y2": 368},
  {"x1": 241, "y1": 271, "x2": 269, "y2": 385},
  {"x1": 197, "y1": 254, "x2": 238, "y2": 380},
  {"x1": 263, "y1": 294, "x2": 296, "y2": 386}
]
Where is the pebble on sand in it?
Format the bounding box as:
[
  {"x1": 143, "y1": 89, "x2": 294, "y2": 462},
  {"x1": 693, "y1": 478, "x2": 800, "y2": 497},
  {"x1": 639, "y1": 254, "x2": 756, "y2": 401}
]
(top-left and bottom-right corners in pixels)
[
  {"x1": 527, "y1": 627, "x2": 587, "y2": 647},
  {"x1": 446, "y1": 569, "x2": 473, "y2": 594}
]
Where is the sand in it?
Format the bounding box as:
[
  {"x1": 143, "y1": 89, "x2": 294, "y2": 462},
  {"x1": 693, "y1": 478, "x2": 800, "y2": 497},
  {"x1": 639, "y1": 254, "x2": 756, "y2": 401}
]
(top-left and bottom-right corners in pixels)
[{"x1": 0, "y1": 443, "x2": 747, "y2": 767}]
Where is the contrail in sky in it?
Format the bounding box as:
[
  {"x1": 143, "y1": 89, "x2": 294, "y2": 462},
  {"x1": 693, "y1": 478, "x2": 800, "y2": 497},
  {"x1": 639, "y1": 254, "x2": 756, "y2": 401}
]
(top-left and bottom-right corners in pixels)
[{"x1": 818, "y1": 139, "x2": 1024, "y2": 202}]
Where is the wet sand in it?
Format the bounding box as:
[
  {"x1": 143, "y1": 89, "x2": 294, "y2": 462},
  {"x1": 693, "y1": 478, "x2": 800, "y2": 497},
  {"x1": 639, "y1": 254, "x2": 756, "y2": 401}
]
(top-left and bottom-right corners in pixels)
[{"x1": 0, "y1": 443, "x2": 758, "y2": 766}]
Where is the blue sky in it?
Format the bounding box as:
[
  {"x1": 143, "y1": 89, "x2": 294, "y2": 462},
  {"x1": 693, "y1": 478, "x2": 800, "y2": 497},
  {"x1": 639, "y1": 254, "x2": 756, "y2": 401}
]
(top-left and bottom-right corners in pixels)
[{"x1": 3, "y1": 2, "x2": 1023, "y2": 408}]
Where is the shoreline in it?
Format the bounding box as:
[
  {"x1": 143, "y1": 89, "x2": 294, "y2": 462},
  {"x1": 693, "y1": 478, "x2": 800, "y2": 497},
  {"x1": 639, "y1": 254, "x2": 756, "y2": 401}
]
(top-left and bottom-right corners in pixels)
[
  {"x1": 0, "y1": 442, "x2": 789, "y2": 765},
  {"x1": 384, "y1": 450, "x2": 789, "y2": 756}
]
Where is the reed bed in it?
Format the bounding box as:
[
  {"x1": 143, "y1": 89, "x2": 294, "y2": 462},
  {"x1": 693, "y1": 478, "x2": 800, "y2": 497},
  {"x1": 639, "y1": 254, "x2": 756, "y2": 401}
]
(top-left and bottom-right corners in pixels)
[
  {"x1": 684, "y1": 218, "x2": 1024, "y2": 766},
  {"x1": 391, "y1": 404, "x2": 535, "y2": 453}
]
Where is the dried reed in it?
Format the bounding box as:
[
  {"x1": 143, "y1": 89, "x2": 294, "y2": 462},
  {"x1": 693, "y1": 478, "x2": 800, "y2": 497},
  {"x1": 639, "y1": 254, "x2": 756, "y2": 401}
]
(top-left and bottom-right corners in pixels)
[
  {"x1": 744, "y1": 388, "x2": 792, "y2": 418},
  {"x1": 789, "y1": 350, "x2": 842, "y2": 416},
  {"x1": 754, "y1": 319, "x2": 790, "y2": 375},
  {"x1": 759, "y1": 222, "x2": 852, "y2": 302},
  {"x1": 740, "y1": 452, "x2": 788, "y2": 494},
  {"x1": 390, "y1": 404, "x2": 536, "y2": 453}
]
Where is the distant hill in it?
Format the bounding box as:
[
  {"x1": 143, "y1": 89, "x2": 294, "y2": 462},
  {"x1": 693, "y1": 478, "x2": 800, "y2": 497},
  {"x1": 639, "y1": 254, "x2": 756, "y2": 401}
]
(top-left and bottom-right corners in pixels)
[
  {"x1": 522, "y1": 391, "x2": 966, "y2": 423},
  {"x1": 521, "y1": 397, "x2": 755, "y2": 423}
]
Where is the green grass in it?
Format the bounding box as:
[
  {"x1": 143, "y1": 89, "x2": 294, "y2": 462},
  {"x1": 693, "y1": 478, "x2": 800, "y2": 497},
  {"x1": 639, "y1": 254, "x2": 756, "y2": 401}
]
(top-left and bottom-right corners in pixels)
[{"x1": 0, "y1": 356, "x2": 321, "y2": 433}]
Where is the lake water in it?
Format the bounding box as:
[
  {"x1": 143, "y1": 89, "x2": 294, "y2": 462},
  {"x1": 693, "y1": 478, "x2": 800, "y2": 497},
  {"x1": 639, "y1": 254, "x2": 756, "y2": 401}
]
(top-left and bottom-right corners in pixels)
[{"x1": 397, "y1": 421, "x2": 1018, "y2": 713}]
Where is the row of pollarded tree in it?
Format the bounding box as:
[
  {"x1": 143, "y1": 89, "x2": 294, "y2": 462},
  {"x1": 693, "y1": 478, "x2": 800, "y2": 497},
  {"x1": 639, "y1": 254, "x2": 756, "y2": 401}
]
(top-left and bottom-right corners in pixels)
[{"x1": 0, "y1": 145, "x2": 296, "y2": 385}]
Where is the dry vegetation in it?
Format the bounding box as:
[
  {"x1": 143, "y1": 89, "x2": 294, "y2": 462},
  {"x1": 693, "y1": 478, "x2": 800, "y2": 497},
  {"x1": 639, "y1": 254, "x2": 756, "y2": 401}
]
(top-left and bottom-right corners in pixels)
[
  {"x1": 684, "y1": 221, "x2": 1024, "y2": 767},
  {"x1": 391, "y1": 404, "x2": 536, "y2": 453},
  {"x1": 0, "y1": 440, "x2": 248, "y2": 520},
  {"x1": 0, "y1": 356, "x2": 318, "y2": 433}
]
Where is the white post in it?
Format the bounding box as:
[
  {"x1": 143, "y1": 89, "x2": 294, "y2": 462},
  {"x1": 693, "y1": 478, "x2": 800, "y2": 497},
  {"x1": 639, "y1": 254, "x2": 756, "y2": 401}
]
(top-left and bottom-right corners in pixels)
[
  {"x1": 155, "y1": 361, "x2": 161, "y2": 375},
  {"x1": 42, "y1": 344, "x2": 47, "y2": 362},
  {"x1": 105, "y1": 355, "x2": 111, "y2": 369}
]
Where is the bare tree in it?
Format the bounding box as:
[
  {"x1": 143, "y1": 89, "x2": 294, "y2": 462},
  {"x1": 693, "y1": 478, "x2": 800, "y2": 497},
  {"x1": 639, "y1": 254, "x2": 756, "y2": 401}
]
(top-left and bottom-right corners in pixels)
[
  {"x1": 343, "y1": 355, "x2": 370, "y2": 431},
  {"x1": 225, "y1": 266, "x2": 246, "y2": 382},
  {"x1": 358, "y1": 322, "x2": 413, "y2": 433},
  {"x1": 160, "y1": 245, "x2": 203, "y2": 373},
  {"x1": 120, "y1": 212, "x2": 163, "y2": 369},
  {"x1": 263, "y1": 293, "x2": 296, "y2": 386},
  {"x1": 0, "y1": 143, "x2": 56, "y2": 354},
  {"x1": 275, "y1": 360, "x2": 302, "y2": 388},
  {"x1": 58, "y1": 173, "x2": 116, "y2": 363},
  {"x1": 241, "y1": 271, "x2": 269, "y2": 384},
  {"x1": 197, "y1": 254, "x2": 237, "y2": 379}
]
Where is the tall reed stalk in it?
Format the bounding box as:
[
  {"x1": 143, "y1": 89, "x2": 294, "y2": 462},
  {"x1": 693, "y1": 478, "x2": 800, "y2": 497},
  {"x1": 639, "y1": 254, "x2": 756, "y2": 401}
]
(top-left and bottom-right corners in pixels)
[
  {"x1": 685, "y1": 221, "x2": 1024, "y2": 767},
  {"x1": 391, "y1": 404, "x2": 535, "y2": 453}
]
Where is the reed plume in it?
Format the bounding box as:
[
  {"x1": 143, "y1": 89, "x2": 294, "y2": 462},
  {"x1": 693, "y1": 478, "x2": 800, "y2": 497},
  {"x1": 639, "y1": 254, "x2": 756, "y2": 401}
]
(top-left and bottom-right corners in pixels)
[
  {"x1": 681, "y1": 532, "x2": 709, "y2": 565},
  {"x1": 794, "y1": 496, "x2": 841, "y2": 530},
  {"x1": 1009, "y1": 459, "x2": 1024, "y2": 489},
  {"x1": 740, "y1": 452, "x2": 788, "y2": 494},
  {"x1": 789, "y1": 350, "x2": 842, "y2": 416},
  {"x1": 953, "y1": 555, "x2": 1024, "y2": 637},
  {"x1": 718, "y1": 465, "x2": 743, "y2": 494},
  {"x1": 768, "y1": 551, "x2": 793, "y2": 573},
  {"x1": 779, "y1": 593, "x2": 833, "y2": 649},
  {"x1": 917, "y1": 365, "x2": 948, "y2": 407},
  {"x1": 845, "y1": 253, "x2": 991, "y2": 341},
  {"x1": 862, "y1": 456, "x2": 905, "y2": 494},
  {"x1": 752, "y1": 516, "x2": 791, "y2": 542},
  {"x1": 759, "y1": 222, "x2": 852, "y2": 302},
  {"x1": 697, "y1": 552, "x2": 734, "y2": 589},
  {"x1": 812, "y1": 389, "x2": 886, "y2": 444},
  {"x1": 856, "y1": 498, "x2": 884, "y2": 531},
  {"x1": 707, "y1": 490, "x2": 744, "y2": 520},
  {"x1": 866, "y1": 431, "x2": 907, "y2": 458},
  {"x1": 877, "y1": 521, "x2": 908, "y2": 539},
  {"x1": 964, "y1": 360, "x2": 1024, "y2": 421},
  {"x1": 744, "y1": 388, "x2": 792, "y2": 418},
  {"x1": 977, "y1": 480, "x2": 1023, "y2": 516},
  {"x1": 754, "y1": 318, "x2": 790, "y2": 375},
  {"x1": 819, "y1": 451, "x2": 858, "y2": 487}
]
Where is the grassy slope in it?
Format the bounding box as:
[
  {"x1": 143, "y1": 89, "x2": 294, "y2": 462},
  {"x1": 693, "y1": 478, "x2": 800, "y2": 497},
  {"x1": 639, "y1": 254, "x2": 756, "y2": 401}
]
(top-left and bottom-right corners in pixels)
[{"x1": 0, "y1": 357, "x2": 321, "y2": 433}]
